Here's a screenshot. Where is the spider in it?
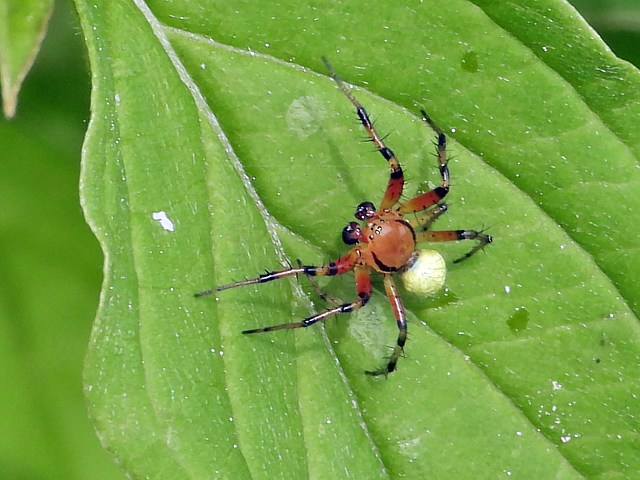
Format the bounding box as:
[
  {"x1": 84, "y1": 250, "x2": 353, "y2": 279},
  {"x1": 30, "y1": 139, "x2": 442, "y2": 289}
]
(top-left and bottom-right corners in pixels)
[{"x1": 196, "y1": 58, "x2": 492, "y2": 376}]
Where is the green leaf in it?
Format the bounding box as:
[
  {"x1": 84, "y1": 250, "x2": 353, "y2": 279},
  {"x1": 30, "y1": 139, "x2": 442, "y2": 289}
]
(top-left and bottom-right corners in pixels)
[
  {"x1": 0, "y1": 0, "x2": 54, "y2": 118},
  {"x1": 78, "y1": 0, "x2": 640, "y2": 478}
]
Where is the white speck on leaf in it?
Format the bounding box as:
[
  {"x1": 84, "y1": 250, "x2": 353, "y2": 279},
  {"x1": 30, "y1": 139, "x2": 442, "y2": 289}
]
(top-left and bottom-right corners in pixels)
[{"x1": 152, "y1": 211, "x2": 175, "y2": 232}]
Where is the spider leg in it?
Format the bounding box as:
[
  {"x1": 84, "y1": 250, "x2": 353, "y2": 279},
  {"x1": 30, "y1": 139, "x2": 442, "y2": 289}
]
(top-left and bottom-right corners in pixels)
[
  {"x1": 397, "y1": 110, "x2": 450, "y2": 214},
  {"x1": 243, "y1": 265, "x2": 372, "y2": 334},
  {"x1": 296, "y1": 259, "x2": 343, "y2": 307},
  {"x1": 406, "y1": 203, "x2": 448, "y2": 232},
  {"x1": 366, "y1": 274, "x2": 407, "y2": 377},
  {"x1": 194, "y1": 250, "x2": 358, "y2": 297},
  {"x1": 415, "y1": 229, "x2": 493, "y2": 263},
  {"x1": 322, "y1": 57, "x2": 404, "y2": 210}
]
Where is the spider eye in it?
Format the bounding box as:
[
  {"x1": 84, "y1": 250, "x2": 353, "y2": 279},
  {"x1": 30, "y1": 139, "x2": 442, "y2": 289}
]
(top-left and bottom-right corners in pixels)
[
  {"x1": 355, "y1": 201, "x2": 376, "y2": 220},
  {"x1": 342, "y1": 222, "x2": 361, "y2": 245}
]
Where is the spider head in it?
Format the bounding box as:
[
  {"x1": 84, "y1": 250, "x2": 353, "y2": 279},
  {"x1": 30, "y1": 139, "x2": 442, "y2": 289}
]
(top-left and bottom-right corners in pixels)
[{"x1": 354, "y1": 201, "x2": 376, "y2": 220}]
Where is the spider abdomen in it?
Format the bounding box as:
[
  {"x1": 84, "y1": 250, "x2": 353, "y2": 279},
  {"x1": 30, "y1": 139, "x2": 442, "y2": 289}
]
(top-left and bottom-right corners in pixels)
[{"x1": 363, "y1": 212, "x2": 416, "y2": 272}]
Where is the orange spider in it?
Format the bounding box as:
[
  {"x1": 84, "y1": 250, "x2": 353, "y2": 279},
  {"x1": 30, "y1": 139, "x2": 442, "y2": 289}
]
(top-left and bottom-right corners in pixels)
[{"x1": 196, "y1": 58, "x2": 492, "y2": 376}]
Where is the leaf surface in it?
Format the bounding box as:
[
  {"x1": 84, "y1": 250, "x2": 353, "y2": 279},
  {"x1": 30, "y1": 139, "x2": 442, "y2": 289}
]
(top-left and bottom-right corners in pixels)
[{"x1": 78, "y1": 1, "x2": 640, "y2": 478}]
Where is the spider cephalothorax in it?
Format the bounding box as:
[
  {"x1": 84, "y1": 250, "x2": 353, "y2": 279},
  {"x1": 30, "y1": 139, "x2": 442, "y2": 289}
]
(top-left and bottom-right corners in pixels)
[
  {"x1": 196, "y1": 58, "x2": 492, "y2": 376},
  {"x1": 344, "y1": 203, "x2": 416, "y2": 273}
]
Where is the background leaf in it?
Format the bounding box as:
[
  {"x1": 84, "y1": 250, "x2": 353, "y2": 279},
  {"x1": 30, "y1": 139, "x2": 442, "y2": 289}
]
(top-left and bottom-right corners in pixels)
[
  {"x1": 0, "y1": 3, "x2": 125, "y2": 479},
  {"x1": 0, "y1": 0, "x2": 54, "y2": 117}
]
